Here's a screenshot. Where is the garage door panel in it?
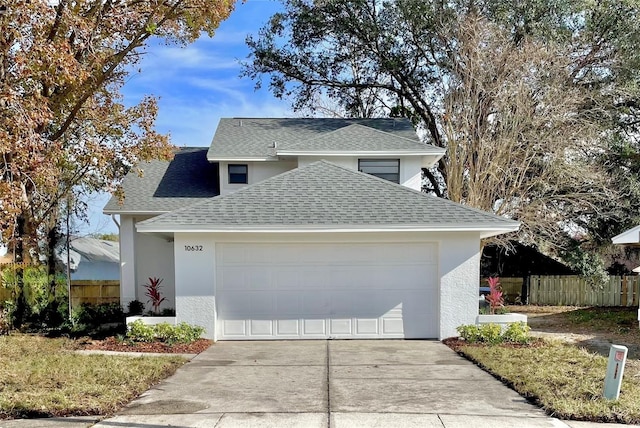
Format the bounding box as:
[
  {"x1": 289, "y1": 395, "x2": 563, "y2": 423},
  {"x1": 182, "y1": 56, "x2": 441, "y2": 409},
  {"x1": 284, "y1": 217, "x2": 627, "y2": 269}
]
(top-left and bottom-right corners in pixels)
[
  {"x1": 303, "y1": 319, "x2": 326, "y2": 335},
  {"x1": 216, "y1": 242, "x2": 438, "y2": 339}
]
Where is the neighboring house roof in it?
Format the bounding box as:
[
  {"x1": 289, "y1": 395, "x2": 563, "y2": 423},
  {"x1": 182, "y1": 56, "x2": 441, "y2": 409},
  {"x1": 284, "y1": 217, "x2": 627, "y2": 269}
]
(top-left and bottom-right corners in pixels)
[
  {"x1": 138, "y1": 160, "x2": 519, "y2": 238},
  {"x1": 55, "y1": 237, "x2": 119, "y2": 271},
  {"x1": 207, "y1": 117, "x2": 440, "y2": 160},
  {"x1": 104, "y1": 147, "x2": 219, "y2": 215},
  {"x1": 612, "y1": 225, "x2": 640, "y2": 245}
]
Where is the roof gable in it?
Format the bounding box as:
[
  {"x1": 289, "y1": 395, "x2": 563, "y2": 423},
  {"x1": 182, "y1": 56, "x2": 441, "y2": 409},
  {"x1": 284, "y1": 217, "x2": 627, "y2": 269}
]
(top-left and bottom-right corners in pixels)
[
  {"x1": 207, "y1": 117, "x2": 433, "y2": 160},
  {"x1": 138, "y1": 160, "x2": 519, "y2": 237}
]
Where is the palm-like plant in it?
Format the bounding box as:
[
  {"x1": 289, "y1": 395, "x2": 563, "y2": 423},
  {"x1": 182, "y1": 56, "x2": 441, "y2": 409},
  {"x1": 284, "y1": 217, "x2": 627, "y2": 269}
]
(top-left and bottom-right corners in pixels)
[
  {"x1": 485, "y1": 277, "x2": 504, "y2": 315},
  {"x1": 143, "y1": 277, "x2": 166, "y2": 314}
]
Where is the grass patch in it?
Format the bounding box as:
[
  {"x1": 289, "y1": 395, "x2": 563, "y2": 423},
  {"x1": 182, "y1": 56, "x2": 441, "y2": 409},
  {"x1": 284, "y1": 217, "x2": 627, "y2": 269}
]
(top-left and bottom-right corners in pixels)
[
  {"x1": 0, "y1": 334, "x2": 186, "y2": 419},
  {"x1": 454, "y1": 340, "x2": 640, "y2": 424},
  {"x1": 565, "y1": 307, "x2": 638, "y2": 332}
]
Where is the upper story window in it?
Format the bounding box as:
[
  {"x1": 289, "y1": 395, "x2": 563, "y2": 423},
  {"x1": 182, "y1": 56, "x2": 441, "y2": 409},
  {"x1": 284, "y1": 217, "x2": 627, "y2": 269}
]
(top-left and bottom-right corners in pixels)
[
  {"x1": 358, "y1": 159, "x2": 400, "y2": 183},
  {"x1": 228, "y1": 164, "x2": 248, "y2": 184}
]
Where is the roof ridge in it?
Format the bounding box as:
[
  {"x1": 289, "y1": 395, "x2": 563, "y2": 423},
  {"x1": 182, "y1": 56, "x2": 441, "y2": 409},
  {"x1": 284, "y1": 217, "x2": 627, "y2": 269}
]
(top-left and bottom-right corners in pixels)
[{"x1": 287, "y1": 123, "x2": 423, "y2": 147}]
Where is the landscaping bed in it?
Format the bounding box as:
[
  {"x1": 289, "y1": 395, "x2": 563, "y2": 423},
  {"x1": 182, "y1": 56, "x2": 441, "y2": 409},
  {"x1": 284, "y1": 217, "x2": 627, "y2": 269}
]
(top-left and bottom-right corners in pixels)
[{"x1": 76, "y1": 336, "x2": 213, "y2": 354}]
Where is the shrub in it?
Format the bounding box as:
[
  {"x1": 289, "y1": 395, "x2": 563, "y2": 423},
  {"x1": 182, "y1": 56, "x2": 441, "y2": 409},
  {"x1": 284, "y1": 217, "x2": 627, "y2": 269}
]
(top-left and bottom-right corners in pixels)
[
  {"x1": 0, "y1": 306, "x2": 11, "y2": 335},
  {"x1": 502, "y1": 322, "x2": 531, "y2": 344},
  {"x1": 73, "y1": 302, "x2": 124, "y2": 327},
  {"x1": 456, "y1": 322, "x2": 531, "y2": 345},
  {"x1": 126, "y1": 320, "x2": 204, "y2": 345},
  {"x1": 127, "y1": 320, "x2": 156, "y2": 343},
  {"x1": 127, "y1": 300, "x2": 145, "y2": 316}
]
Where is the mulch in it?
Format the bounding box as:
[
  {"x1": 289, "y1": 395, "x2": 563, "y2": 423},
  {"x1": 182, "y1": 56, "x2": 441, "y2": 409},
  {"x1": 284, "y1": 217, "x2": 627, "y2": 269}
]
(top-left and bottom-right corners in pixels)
[{"x1": 77, "y1": 336, "x2": 213, "y2": 354}]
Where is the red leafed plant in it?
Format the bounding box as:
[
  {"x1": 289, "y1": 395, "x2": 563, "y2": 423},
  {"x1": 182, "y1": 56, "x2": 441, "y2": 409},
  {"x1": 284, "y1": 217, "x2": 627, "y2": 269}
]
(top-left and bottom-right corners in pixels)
[
  {"x1": 143, "y1": 277, "x2": 166, "y2": 314},
  {"x1": 485, "y1": 276, "x2": 504, "y2": 315}
]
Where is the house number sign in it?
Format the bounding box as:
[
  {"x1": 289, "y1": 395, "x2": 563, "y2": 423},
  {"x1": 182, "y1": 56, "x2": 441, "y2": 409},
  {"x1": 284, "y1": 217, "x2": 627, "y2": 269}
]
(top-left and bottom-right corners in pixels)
[{"x1": 184, "y1": 245, "x2": 204, "y2": 252}]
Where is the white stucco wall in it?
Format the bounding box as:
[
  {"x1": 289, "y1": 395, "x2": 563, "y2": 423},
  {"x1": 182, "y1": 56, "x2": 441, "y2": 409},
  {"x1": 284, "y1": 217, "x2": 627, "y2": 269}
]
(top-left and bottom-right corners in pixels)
[
  {"x1": 438, "y1": 233, "x2": 482, "y2": 338},
  {"x1": 174, "y1": 233, "x2": 217, "y2": 336},
  {"x1": 219, "y1": 161, "x2": 296, "y2": 195},
  {"x1": 171, "y1": 231, "x2": 481, "y2": 340},
  {"x1": 120, "y1": 215, "x2": 175, "y2": 312},
  {"x1": 119, "y1": 216, "x2": 136, "y2": 307},
  {"x1": 136, "y1": 231, "x2": 175, "y2": 313}
]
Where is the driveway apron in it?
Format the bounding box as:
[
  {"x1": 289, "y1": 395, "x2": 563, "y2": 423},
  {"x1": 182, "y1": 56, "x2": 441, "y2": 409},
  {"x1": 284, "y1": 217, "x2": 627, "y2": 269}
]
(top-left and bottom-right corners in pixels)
[{"x1": 95, "y1": 340, "x2": 574, "y2": 428}]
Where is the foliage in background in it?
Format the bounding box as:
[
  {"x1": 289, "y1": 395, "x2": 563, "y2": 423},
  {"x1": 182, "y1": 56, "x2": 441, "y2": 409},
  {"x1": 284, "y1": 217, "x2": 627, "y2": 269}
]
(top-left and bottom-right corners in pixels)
[
  {"x1": 243, "y1": 0, "x2": 640, "y2": 280},
  {"x1": 0, "y1": 0, "x2": 236, "y2": 271},
  {"x1": 71, "y1": 302, "x2": 125, "y2": 337},
  {"x1": 126, "y1": 320, "x2": 204, "y2": 345},
  {"x1": 1, "y1": 264, "x2": 68, "y2": 330}
]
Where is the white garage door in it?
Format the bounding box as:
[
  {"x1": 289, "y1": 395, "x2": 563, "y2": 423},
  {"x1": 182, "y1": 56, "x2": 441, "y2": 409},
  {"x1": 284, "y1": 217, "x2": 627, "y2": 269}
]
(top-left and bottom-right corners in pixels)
[{"x1": 216, "y1": 242, "x2": 439, "y2": 340}]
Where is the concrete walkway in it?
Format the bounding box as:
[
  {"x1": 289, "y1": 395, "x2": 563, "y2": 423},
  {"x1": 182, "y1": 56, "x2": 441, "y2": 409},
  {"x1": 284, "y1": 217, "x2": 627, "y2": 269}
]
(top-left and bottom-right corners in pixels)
[{"x1": 1, "y1": 340, "x2": 637, "y2": 427}]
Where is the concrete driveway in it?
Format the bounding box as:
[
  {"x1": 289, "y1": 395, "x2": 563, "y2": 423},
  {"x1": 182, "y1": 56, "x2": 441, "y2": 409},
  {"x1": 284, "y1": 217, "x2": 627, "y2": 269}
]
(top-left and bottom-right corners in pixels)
[{"x1": 95, "y1": 340, "x2": 575, "y2": 428}]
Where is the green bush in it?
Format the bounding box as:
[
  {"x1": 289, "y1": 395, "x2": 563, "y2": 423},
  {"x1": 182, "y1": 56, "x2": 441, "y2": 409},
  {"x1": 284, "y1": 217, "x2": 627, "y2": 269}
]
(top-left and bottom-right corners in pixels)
[
  {"x1": 127, "y1": 320, "x2": 156, "y2": 343},
  {"x1": 74, "y1": 302, "x2": 124, "y2": 326},
  {"x1": 126, "y1": 320, "x2": 204, "y2": 345},
  {"x1": 456, "y1": 322, "x2": 531, "y2": 345},
  {"x1": 1, "y1": 265, "x2": 69, "y2": 330},
  {"x1": 502, "y1": 322, "x2": 531, "y2": 344},
  {"x1": 127, "y1": 300, "x2": 145, "y2": 316}
]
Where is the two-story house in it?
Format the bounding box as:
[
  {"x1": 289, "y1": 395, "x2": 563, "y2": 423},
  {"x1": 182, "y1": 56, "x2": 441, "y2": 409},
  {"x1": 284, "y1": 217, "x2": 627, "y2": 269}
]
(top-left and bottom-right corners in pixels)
[{"x1": 104, "y1": 118, "x2": 519, "y2": 340}]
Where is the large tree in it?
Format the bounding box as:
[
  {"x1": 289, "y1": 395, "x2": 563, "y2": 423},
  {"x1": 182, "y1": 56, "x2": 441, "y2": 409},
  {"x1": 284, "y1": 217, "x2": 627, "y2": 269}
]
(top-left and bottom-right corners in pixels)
[
  {"x1": 243, "y1": 0, "x2": 640, "y2": 267},
  {"x1": 0, "y1": 0, "x2": 235, "y2": 264}
]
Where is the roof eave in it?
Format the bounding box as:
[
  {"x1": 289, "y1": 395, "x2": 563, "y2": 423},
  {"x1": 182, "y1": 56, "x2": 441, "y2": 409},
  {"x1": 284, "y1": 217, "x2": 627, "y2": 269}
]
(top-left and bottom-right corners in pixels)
[
  {"x1": 612, "y1": 225, "x2": 640, "y2": 245},
  {"x1": 276, "y1": 150, "x2": 445, "y2": 157},
  {"x1": 103, "y1": 209, "x2": 169, "y2": 216},
  {"x1": 206, "y1": 156, "x2": 274, "y2": 162},
  {"x1": 137, "y1": 223, "x2": 520, "y2": 234}
]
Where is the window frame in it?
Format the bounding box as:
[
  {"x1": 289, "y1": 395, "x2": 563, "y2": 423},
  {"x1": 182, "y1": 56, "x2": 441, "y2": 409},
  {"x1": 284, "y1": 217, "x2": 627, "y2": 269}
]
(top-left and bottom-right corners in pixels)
[
  {"x1": 228, "y1": 164, "x2": 248, "y2": 184},
  {"x1": 358, "y1": 158, "x2": 400, "y2": 184}
]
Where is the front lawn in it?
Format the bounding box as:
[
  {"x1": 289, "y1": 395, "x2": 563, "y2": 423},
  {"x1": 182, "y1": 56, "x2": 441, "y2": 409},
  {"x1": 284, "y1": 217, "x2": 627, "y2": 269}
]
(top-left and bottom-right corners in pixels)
[
  {"x1": 0, "y1": 334, "x2": 186, "y2": 419},
  {"x1": 448, "y1": 337, "x2": 640, "y2": 424},
  {"x1": 450, "y1": 306, "x2": 640, "y2": 423}
]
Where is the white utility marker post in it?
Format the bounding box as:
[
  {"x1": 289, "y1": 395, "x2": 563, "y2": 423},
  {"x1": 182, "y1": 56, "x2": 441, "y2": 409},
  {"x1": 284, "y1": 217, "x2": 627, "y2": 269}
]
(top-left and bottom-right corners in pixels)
[{"x1": 603, "y1": 344, "x2": 628, "y2": 400}]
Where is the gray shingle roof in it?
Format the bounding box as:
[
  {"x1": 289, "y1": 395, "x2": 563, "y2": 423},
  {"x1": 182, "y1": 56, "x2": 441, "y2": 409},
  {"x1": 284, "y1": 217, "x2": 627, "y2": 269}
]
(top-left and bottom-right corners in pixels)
[
  {"x1": 103, "y1": 147, "x2": 219, "y2": 214},
  {"x1": 137, "y1": 161, "x2": 519, "y2": 234},
  {"x1": 278, "y1": 124, "x2": 443, "y2": 153},
  {"x1": 207, "y1": 117, "x2": 438, "y2": 160}
]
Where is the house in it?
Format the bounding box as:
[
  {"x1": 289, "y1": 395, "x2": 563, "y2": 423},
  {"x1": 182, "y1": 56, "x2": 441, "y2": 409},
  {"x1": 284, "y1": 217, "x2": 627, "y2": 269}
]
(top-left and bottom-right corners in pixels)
[
  {"x1": 55, "y1": 236, "x2": 120, "y2": 281},
  {"x1": 104, "y1": 118, "x2": 519, "y2": 340},
  {"x1": 612, "y1": 226, "x2": 640, "y2": 324}
]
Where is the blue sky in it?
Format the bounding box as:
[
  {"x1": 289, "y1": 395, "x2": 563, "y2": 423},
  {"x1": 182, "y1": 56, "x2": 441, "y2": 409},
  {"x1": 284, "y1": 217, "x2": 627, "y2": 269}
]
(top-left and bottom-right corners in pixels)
[{"x1": 83, "y1": 0, "x2": 292, "y2": 235}]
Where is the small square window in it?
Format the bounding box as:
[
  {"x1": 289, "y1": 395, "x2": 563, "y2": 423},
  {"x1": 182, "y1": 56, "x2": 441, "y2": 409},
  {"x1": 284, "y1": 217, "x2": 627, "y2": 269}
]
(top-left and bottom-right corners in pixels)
[{"x1": 228, "y1": 164, "x2": 248, "y2": 184}]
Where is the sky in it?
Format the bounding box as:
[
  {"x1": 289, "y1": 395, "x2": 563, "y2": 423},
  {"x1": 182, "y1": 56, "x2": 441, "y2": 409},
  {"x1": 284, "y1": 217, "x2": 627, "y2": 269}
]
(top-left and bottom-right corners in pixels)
[{"x1": 81, "y1": 0, "x2": 292, "y2": 236}]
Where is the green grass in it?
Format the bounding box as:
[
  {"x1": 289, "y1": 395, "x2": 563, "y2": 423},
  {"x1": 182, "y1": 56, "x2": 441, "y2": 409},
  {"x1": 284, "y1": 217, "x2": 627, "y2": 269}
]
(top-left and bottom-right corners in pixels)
[
  {"x1": 456, "y1": 340, "x2": 640, "y2": 424},
  {"x1": 565, "y1": 307, "x2": 638, "y2": 332},
  {"x1": 0, "y1": 334, "x2": 186, "y2": 419}
]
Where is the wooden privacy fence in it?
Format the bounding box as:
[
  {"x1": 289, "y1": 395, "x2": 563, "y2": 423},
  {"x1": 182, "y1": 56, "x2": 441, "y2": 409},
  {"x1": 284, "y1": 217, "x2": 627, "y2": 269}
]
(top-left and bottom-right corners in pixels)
[
  {"x1": 69, "y1": 280, "x2": 120, "y2": 307},
  {"x1": 0, "y1": 278, "x2": 119, "y2": 308},
  {"x1": 528, "y1": 275, "x2": 640, "y2": 307}
]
